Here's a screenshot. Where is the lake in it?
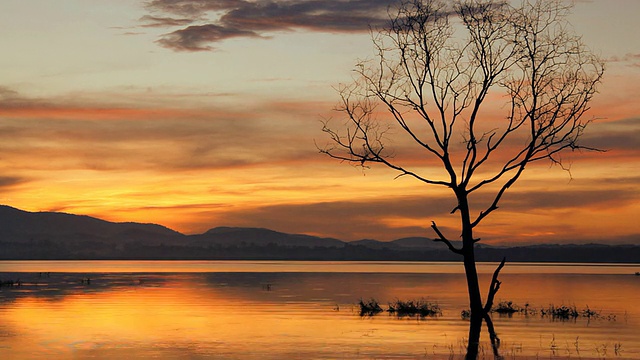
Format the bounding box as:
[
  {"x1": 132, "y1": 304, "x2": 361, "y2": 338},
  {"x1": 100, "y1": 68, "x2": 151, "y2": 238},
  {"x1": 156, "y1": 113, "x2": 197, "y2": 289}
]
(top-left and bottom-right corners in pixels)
[{"x1": 1, "y1": 261, "x2": 639, "y2": 359}]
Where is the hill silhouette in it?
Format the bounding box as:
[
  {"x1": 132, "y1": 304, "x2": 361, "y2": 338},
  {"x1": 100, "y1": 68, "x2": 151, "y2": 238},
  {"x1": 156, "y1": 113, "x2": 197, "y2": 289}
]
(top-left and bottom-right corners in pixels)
[
  {"x1": 192, "y1": 226, "x2": 344, "y2": 248},
  {"x1": 0, "y1": 205, "x2": 637, "y2": 262}
]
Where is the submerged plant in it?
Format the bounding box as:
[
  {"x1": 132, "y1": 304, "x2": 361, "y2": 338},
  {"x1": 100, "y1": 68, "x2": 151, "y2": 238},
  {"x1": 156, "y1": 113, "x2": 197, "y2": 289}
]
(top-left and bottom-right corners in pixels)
[
  {"x1": 581, "y1": 306, "x2": 601, "y2": 319},
  {"x1": 493, "y1": 301, "x2": 520, "y2": 315},
  {"x1": 461, "y1": 309, "x2": 471, "y2": 320},
  {"x1": 539, "y1": 304, "x2": 610, "y2": 321},
  {"x1": 387, "y1": 299, "x2": 442, "y2": 318},
  {"x1": 357, "y1": 298, "x2": 442, "y2": 318},
  {"x1": 541, "y1": 305, "x2": 579, "y2": 320},
  {"x1": 549, "y1": 334, "x2": 558, "y2": 356},
  {"x1": 358, "y1": 298, "x2": 383, "y2": 316},
  {"x1": 614, "y1": 342, "x2": 623, "y2": 356}
]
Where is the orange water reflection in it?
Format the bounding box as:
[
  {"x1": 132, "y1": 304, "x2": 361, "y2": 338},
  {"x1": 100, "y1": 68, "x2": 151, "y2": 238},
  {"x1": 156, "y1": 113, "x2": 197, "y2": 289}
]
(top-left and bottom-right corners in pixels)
[
  {"x1": 2, "y1": 260, "x2": 638, "y2": 274},
  {"x1": 0, "y1": 262, "x2": 639, "y2": 359},
  {"x1": 1, "y1": 276, "x2": 468, "y2": 359}
]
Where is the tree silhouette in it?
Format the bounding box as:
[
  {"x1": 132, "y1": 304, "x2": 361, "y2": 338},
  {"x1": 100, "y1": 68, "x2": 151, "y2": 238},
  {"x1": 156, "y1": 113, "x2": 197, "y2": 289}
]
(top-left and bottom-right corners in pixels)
[{"x1": 320, "y1": 0, "x2": 603, "y2": 357}]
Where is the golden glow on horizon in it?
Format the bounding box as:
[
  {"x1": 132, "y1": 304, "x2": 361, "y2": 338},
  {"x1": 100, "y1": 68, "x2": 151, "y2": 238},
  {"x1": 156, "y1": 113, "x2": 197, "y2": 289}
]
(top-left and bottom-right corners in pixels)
[{"x1": 0, "y1": 0, "x2": 638, "y2": 243}]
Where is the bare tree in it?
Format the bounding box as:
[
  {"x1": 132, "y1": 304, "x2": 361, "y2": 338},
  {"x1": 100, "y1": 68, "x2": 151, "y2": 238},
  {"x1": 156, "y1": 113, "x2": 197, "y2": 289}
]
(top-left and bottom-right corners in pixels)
[{"x1": 321, "y1": 0, "x2": 603, "y2": 357}]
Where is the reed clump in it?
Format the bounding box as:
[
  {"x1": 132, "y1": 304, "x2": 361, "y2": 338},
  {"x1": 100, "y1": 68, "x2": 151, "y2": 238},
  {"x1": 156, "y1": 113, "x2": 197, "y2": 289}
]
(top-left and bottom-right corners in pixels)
[
  {"x1": 357, "y1": 297, "x2": 617, "y2": 322},
  {"x1": 460, "y1": 309, "x2": 471, "y2": 319},
  {"x1": 540, "y1": 304, "x2": 609, "y2": 320},
  {"x1": 358, "y1": 298, "x2": 383, "y2": 316},
  {"x1": 541, "y1": 304, "x2": 579, "y2": 319},
  {"x1": 387, "y1": 299, "x2": 442, "y2": 318},
  {"x1": 485, "y1": 301, "x2": 612, "y2": 321},
  {"x1": 357, "y1": 298, "x2": 441, "y2": 318},
  {"x1": 493, "y1": 300, "x2": 520, "y2": 314}
]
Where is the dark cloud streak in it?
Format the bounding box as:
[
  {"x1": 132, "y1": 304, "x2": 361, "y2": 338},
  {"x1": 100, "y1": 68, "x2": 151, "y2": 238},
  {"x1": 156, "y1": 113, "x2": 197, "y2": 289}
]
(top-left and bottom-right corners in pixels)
[
  {"x1": 213, "y1": 195, "x2": 455, "y2": 240},
  {"x1": 145, "y1": 0, "x2": 394, "y2": 51},
  {"x1": 607, "y1": 53, "x2": 640, "y2": 68},
  {"x1": 139, "y1": 15, "x2": 195, "y2": 27},
  {"x1": 497, "y1": 189, "x2": 639, "y2": 212},
  {"x1": 156, "y1": 24, "x2": 261, "y2": 51},
  {"x1": 582, "y1": 117, "x2": 640, "y2": 152},
  {"x1": 0, "y1": 176, "x2": 28, "y2": 189},
  {"x1": 211, "y1": 185, "x2": 640, "y2": 240}
]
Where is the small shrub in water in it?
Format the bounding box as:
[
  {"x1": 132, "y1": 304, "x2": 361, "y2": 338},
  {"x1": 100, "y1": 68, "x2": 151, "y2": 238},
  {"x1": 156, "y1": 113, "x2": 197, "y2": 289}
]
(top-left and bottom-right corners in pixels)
[
  {"x1": 541, "y1": 305, "x2": 579, "y2": 320},
  {"x1": 614, "y1": 342, "x2": 623, "y2": 356},
  {"x1": 493, "y1": 300, "x2": 520, "y2": 314},
  {"x1": 540, "y1": 304, "x2": 608, "y2": 321},
  {"x1": 387, "y1": 299, "x2": 442, "y2": 318},
  {"x1": 358, "y1": 298, "x2": 383, "y2": 316},
  {"x1": 581, "y1": 306, "x2": 600, "y2": 319},
  {"x1": 460, "y1": 309, "x2": 471, "y2": 320}
]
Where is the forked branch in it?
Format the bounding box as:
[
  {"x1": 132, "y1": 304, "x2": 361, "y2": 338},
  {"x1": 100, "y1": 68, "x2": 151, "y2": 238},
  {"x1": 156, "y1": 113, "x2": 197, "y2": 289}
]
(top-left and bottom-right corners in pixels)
[{"x1": 484, "y1": 257, "x2": 506, "y2": 313}]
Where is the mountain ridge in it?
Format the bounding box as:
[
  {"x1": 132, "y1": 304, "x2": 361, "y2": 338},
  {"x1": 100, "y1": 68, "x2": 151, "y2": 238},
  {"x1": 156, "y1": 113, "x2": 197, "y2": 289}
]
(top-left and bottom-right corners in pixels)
[{"x1": 1, "y1": 205, "x2": 638, "y2": 262}]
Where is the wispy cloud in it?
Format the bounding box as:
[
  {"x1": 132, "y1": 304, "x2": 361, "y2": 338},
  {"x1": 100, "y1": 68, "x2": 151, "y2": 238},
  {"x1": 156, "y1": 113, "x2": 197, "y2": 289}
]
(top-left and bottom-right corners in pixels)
[
  {"x1": 139, "y1": 15, "x2": 195, "y2": 28},
  {"x1": 497, "y1": 188, "x2": 639, "y2": 212},
  {"x1": 211, "y1": 195, "x2": 455, "y2": 240},
  {"x1": 0, "y1": 176, "x2": 27, "y2": 189},
  {"x1": 0, "y1": 87, "x2": 323, "y2": 173},
  {"x1": 206, "y1": 182, "x2": 640, "y2": 241},
  {"x1": 581, "y1": 117, "x2": 640, "y2": 157},
  {"x1": 156, "y1": 24, "x2": 262, "y2": 51},
  {"x1": 0, "y1": 86, "x2": 24, "y2": 107},
  {"x1": 144, "y1": 0, "x2": 394, "y2": 51},
  {"x1": 608, "y1": 53, "x2": 640, "y2": 68},
  {"x1": 2, "y1": 86, "x2": 637, "y2": 243},
  {"x1": 0, "y1": 86, "x2": 19, "y2": 98}
]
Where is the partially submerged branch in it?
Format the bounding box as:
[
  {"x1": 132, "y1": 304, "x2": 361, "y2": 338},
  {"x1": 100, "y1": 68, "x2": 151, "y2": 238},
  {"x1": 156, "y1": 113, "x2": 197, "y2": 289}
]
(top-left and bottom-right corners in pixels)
[
  {"x1": 484, "y1": 313, "x2": 504, "y2": 360},
  {"x1": 484, "y1": 257, "x2": 507, "y2": 313}
]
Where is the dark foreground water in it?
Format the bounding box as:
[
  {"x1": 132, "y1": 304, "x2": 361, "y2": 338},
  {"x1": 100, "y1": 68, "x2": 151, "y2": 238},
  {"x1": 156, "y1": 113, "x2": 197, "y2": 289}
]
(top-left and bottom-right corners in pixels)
[{"x1": 0, "y1": 261, "x2": 639, "y2": 359}]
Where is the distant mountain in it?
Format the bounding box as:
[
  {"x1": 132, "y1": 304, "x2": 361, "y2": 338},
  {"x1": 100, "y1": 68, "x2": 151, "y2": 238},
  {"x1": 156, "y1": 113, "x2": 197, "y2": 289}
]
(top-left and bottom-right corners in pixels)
[
  {"x1": 0, "y1": 205, "x2": 638, "y2": 262},
  {"x1": 350, "y1": 239, "x2": 402, "y2": 249},
  {"x1": 189, "y1": 227, "x2": 345, "y2": 248},
  {"x1": 0, "y1": 205, "x2": 183, "y2": 245},
  {"x1": 390, "y1": 237, "x2": 462, "y2": 249}
]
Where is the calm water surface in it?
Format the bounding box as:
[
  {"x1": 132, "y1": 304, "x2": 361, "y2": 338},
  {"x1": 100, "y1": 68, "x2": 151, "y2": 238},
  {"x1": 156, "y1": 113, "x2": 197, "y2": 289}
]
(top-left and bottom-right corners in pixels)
[{"x1": 1, "y1": 261, "x2": 639, "y2": 359}]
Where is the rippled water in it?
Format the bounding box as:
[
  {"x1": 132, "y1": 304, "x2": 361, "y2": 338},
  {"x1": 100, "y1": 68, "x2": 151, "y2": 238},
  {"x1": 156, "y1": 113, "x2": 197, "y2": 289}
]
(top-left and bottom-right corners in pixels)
[{"x1": 1, "y1": 261, "x2": 639, "y2": 359}]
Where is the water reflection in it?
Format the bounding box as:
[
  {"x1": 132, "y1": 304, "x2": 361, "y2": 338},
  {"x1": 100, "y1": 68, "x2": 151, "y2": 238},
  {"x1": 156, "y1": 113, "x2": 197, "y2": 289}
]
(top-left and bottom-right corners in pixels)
[
  {"x1": 2, "y1": 260, "x2": 637, "y2": 274},
  {"x1": 0, "y1": 262, "x2": 639, "y2": 359}
]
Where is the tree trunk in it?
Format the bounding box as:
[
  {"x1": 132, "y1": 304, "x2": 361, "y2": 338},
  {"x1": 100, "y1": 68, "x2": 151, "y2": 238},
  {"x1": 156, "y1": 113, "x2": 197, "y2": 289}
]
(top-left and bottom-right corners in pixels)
[
  {"x1": 466, "y1": 312, "x2": 483, "y2": 360},
  {"x1": 463, "y1": 242, "x2": 483, "y2": 359},
  {"x1": 484, "y1": 313, "x2": 503, "y2": 359},
  {"x1": 458, "y1": 191, "x2": 484, "y2": 359}
]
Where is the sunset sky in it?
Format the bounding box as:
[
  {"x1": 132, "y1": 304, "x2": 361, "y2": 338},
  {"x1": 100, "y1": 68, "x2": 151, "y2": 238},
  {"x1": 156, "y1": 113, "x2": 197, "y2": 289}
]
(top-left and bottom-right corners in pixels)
[{"x1": 1, "y1": 0, "x2": 638, "y2": 244}]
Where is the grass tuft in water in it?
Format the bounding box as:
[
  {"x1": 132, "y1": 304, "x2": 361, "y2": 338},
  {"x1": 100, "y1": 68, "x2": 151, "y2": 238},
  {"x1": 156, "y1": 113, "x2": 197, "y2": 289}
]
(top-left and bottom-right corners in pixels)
[
  {"x1": 460, "y1": 309, "x2": 471, "y2": 319},
  {"x1": 541, "y1": 304, "x2": 580, "y2": 320},
  {"x1": 357, "y1": 298, "x2": 442, "y2": 318},
  {"x1": 387, "y1": 299, "x2": 442, "y2": 318},
  {"x1": 493, "y1": 300, "x2": 520, "y2": 314},
  {"x1": 358, "y1": 298, "x2": 383, "y2": 316},
  {"x1": 486, "y1": 301, "x2": 614, "y2": 322}
]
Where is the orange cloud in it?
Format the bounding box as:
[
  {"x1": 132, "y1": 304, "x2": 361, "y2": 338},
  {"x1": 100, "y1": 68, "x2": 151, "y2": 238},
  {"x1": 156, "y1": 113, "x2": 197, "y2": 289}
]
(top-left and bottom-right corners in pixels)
[{"x1": 1, "y1": 85, "x2": 638, "y2": 244}]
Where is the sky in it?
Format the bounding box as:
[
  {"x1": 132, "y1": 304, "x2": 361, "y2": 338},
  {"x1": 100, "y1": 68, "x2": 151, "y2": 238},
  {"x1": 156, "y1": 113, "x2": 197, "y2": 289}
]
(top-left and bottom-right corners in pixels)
[{"x1": 0, "y1": 0, "x2": 638, "y2": 244}]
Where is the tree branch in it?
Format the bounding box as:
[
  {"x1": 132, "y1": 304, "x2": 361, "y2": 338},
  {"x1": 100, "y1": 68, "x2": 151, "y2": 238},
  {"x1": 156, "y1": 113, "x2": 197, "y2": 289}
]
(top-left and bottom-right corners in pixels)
[
  {"x1": 483, "y1": 313, "x2": 504, "y2": 360},
  {"x1": 484, "y1": 257, "x2": 506, "y2": 313},
  {"x1": 431, "y1": 221, "x2": 463, "y2": 255}
]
